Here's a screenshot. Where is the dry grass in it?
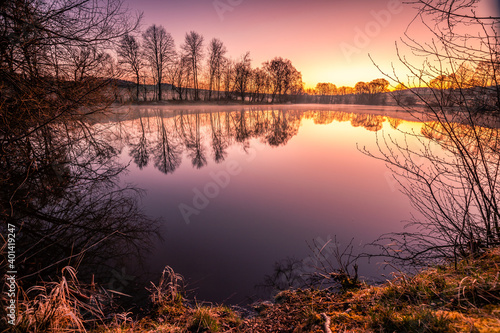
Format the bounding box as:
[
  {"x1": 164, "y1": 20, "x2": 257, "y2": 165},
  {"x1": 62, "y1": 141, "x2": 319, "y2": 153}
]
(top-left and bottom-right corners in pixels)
[
  {"x1": 6, "y1": 250, "x2": 500, "y2": 332},
  {"x1": 148, "y1": 266, "x2": 185, "y2": 308},
  {"x1": 243, "y1": 248, "x2": 500, "y2": 332},
  {"x1": 9, "y1": 266, "x2": 105, "y2": 332}
]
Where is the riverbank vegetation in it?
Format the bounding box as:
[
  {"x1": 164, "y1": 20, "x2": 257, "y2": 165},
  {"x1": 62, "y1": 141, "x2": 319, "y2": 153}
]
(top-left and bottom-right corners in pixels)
[{"x1": 4, "y1": 247, "x2": 499, "y2": 332}]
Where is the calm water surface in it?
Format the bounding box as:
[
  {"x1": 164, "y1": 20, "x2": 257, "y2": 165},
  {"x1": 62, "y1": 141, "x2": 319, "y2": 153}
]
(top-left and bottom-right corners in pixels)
[{"x1": 105, "y1": 104, "x2": 422, "y2": 304}]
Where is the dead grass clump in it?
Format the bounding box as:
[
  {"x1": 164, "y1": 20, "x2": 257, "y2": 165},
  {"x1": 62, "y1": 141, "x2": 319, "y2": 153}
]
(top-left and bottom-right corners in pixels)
[
  {"x1": 376, "y1": 270, "x2": 449, "y2": 308},
  {"x1": 187, "y1": 306, "x2": 220, "y2": 332},
  {"x1": 369, "y1": 306, "x2": 454, "y2": 333},
  {"x1": 87, "y1": 248, "x2": 500, "y2": 332},
  {"x1": 14, "y1": 266, "x2": 105, "y2": 332},
  {"x1": 148, "y1": 266, "x2": 184, "y2": 308},
  {"x1": 376, "y1": 248, "x2": 500, "y2": 312},
  {"x1": 185, "y1": 305, "x2": 243, "y2": 333}
]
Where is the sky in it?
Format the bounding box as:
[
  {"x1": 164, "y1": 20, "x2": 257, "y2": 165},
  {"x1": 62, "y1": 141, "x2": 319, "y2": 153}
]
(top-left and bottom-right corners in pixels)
[{"x1": 124, "y1": 0, "x2": 500, "y2": 89}]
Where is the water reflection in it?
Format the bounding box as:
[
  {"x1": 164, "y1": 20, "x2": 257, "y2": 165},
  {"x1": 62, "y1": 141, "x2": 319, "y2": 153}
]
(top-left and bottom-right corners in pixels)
[
  {"x1": 129, "y1": 114, "x2": 150, "y2": 169},
  {"x1": 119, "y1": 108, "x2": 396, "y2": 174},
  {"x1": 1, "y1": 116, "x2": 159, "y2": 289},
  {"x1": 9, "y1": 103, "x2": 496, "y2": 306},
  {"x1": 156, "y1": 111, "x2": 183, "y2": 173},
  {"x1": 109, "y1": 105, "x2": 420, "y2": 304}
]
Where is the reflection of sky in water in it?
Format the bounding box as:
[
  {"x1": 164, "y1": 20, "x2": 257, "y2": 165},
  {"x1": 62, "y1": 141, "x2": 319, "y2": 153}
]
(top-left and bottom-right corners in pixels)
[{"x1": 108, "y1": 105, "x2": 423, "y2": 304}]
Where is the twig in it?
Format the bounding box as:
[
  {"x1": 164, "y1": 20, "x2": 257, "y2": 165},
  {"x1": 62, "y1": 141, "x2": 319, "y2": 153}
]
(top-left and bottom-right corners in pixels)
[{"x1": 320, "y1": 313, "x2": 332, "y2": 333}]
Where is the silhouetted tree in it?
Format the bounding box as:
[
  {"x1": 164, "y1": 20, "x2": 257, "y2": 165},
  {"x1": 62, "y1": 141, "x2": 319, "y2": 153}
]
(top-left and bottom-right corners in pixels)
[
  {"x1": 315, "y1": 82, "x2": 337, "y2": 103},
  {"x1": 233, "y1": 52, "x2": 252, "y2": 101},
  {"x1": 223, "y1": 58, "x2": 235, "y2": 99},
  {"x1": 336, "y1": 86, "x2": 355, "y2": 103},
  {"x1": 0, "y1": 0, "x2": 160, "y2": 296},
  {"x1": 181, "y1": 31, "x2": 204, "y2": 100},
  {"x1": 354, "y1": 79, "x2": 388, "y2": 104},
  {"x1": 118, "y1": 34, "x2": 143, "y2": 101},
  {"x1": 249, "y1": 67, "x2": 270, "y2": 102},
  {"x1": 368, "y1": 78, "x2": 389, "y2": 94},
  {"x1": 142, "y1": 25, "x2": 175, "y2": 101},
  {"x1": 207, "y1": 38, "x2": 227, "y2": 100},
  {"x1": 264, "y1": 57, "x2": 302, "y2": 103}
]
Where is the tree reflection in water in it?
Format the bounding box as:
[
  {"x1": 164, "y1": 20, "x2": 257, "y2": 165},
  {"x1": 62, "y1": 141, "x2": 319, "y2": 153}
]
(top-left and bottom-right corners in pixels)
[
  {"x1": 154, "y1": 110, "x2": 182, "y2": 174},
  {"x1": 129, "y1": 111, "x2": 150, "y2": 169},
  {"x1": 1, "y1": 117, "x2": 160, "y2": 289},
  {"x1": 180, "y1": 112, "x2": 208, "y2": 169},
  {"x1": 119, "y1": 108, "x2": 391, "y2": 174},
  {"x1": 110, "y1": 106, "x2": 407, "y2": 302},
  {"x1": 209, "y1": 112, "x2": 229, "y2": 163}
]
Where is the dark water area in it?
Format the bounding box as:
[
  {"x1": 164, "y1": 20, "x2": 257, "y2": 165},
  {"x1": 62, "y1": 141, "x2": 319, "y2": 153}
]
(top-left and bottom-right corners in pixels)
[{"x1": 96, "y1": 104, "x2": 425, "y2": 305}]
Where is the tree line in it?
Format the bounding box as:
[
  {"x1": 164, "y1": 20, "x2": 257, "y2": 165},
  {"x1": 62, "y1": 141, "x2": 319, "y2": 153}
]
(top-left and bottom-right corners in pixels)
[
  {"x1": 117, "y1": 27, "x2": 303, "y2": 103},
  {"x1": 117, "y1": 25, "x2": 399, "y2": 104},
  {"x1": 307, "y1": 78, "x2": 390, "y2": 104}
]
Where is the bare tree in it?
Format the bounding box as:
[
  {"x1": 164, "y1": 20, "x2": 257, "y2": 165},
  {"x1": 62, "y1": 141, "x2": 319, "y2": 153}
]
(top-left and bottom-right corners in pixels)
[
  {"x1": 263, "y1": 57, "x2": 302, "y2": 103},
  {"x1": 365, "y1": 0, "x2": 500, "y2": 265},
  {"x1": 353, "y1": 79, "x2": 389, "y2": 104},
  {"x1": 0, "y1": 0, "x2": 139, "y2": 139},
  {"x1": 181, "y1": 31, "x2": 204, "y2": 100},
  {"x1": 167, "y1": 54, "x2": 190, "y2": 101},
  {"x1": 233, "y1": 52, "x2": 252, "y2": 101},
  {"x1": 142, "y1": 24, "x2": 175, "y2": 101},
  {"x1": 315, "y1": 83, "x2": 337, "y2": 103},
  {"x1": 117, "y1": 34, "x2": 143, "y2": 101},
  {"x1": 249, "y1": 67, "x2": 270, "y2": 102},
  {"x1": 207, "y1": 38, "x2": 227, "y2": 100},
  {"x1": 222, "y1": 58, "x2": 235, "y2": 99}
]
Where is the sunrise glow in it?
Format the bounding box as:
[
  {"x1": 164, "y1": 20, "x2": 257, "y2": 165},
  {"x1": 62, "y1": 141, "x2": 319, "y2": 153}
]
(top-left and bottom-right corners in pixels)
[{"x1": 125, "y1": 0, "x2": 499, "y2": 89}]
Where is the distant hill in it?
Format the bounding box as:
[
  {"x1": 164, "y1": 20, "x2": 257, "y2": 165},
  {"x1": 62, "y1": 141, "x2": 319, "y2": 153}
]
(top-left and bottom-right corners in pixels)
[{"x1": 112, "y1": 78, "x2": 173, "y2": 90}]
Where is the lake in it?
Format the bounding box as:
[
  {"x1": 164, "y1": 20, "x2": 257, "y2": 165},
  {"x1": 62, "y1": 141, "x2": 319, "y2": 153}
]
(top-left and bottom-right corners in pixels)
[{"x1": 102, "y1": 104, "x2": 422, "y2": 305}]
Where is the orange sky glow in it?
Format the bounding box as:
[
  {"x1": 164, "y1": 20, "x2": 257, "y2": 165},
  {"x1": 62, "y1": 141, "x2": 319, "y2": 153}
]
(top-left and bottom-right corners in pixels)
[{"x1": 125, "y1": 0, "x2": 499, "y2": 89}]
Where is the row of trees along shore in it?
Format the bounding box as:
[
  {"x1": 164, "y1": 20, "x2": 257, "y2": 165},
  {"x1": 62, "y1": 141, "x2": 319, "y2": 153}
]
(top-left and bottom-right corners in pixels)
[
  {"x1": 118, "y1": 26, "x2": 500, "y2": 107},
  {"x1": 118, "y1": 25, "x2": 397, "y2": 104},
  {"x1": 118, "y1": 27, "x2": 303, "y2": 103}
]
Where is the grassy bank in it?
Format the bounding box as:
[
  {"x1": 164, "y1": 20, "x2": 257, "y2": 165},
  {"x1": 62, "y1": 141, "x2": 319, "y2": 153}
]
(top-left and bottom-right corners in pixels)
[
  {"x1": 6, "y1": 249, "x2": 500, "y2": 332},
  {"x1": 94, "y1": 248, "x2": 499, "y2": 332}
]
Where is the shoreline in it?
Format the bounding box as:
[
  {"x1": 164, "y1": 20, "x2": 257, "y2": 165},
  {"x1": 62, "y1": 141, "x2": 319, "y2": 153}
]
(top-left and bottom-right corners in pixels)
[
  {"x1": 13, "y1": 248, "x2": 499, "y2": 332},
  {"x1": 108, "y1": 102, "x2": 429, "y2": 124}
]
